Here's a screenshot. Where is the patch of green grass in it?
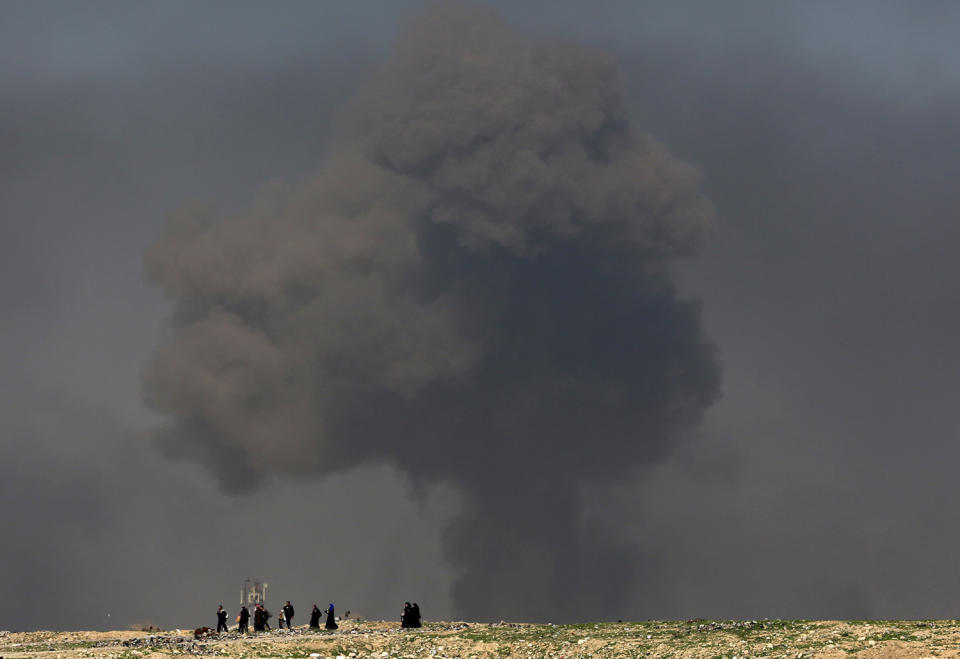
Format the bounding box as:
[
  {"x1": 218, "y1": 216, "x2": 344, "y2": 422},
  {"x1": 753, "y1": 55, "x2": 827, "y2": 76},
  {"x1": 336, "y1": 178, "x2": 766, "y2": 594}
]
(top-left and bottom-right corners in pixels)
[{"x1": 871, "y1": 631, "x2": 919, "y2": 642}]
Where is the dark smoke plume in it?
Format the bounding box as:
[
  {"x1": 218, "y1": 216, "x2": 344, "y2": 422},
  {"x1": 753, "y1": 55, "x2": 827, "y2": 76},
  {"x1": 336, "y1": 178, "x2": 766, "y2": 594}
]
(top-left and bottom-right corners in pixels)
[{"x1": 143, "y1": 1, "x2": 719, "y2": 621}]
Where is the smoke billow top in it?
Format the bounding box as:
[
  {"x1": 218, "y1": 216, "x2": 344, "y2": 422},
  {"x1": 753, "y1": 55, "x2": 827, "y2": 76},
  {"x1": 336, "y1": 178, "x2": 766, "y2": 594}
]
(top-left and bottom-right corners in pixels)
[{"x1": 143, "y1": 1, "x2": 720, "y2": 621}]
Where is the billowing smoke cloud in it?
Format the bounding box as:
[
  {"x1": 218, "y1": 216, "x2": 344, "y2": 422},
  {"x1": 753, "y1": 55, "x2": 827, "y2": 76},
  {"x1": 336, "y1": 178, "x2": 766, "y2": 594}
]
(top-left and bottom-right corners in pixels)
[{"x1": 143, "y1": 1, "x2": 719, "y2": 621}]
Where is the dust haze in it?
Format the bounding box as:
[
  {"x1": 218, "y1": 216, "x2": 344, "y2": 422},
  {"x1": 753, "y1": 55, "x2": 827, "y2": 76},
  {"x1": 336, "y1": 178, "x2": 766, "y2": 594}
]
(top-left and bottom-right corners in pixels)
[{"x1": 4, "y1": 0, "x2": 960, "y2": 632}]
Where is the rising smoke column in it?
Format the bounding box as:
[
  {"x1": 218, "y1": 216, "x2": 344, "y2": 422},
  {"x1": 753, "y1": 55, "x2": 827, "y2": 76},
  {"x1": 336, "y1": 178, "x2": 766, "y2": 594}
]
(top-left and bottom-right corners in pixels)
[{"x1": 142, "y1": 1, "x2": 720, "y2": 621}]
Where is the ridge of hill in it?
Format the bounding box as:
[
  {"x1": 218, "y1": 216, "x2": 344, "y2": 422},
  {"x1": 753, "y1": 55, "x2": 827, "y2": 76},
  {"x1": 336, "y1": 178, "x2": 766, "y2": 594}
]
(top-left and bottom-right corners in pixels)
[{"x1": 1, "y1": 618, "x2": 957, "y2": 658}]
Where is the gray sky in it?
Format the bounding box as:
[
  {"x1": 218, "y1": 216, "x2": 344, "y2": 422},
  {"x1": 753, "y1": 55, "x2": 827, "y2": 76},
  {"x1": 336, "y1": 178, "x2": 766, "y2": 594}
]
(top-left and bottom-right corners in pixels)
[{"x1": 2, "y1": 0, "x2": 960, "y2": 630}]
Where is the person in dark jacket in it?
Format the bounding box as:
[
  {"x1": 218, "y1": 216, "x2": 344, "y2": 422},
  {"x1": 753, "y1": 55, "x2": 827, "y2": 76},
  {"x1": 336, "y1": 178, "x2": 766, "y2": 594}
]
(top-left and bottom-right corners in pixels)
[
  {"x1": 282, "y1": 601, "x2": 294, "y2": 629},
  {"x1": 216, "y1": 605, "x2": 228, "y2": 633},
  {"x1": 253, "y1": 604, "x2": 265, "y2": 632},
  {"x1": 262, "y1": 606, "x2": 272, "y2": 631},
  {"x1": 238, "y1": 606, "x2": 250, "y2": 633},
  {"x1": 309, "y1": 605, "x2": 321, "y2": 628},
  {"x1": 325, "y1": 603, "x2": 338, "y2": 630}
]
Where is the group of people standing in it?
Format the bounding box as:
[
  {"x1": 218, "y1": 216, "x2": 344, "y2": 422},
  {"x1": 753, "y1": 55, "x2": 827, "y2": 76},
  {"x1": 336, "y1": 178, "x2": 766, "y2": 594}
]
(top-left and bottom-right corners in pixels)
[
  {"x1": 400, "y1": 602, "x2": 422, "y2": 628},
  {"x1": 218, "y1": 601, "x2": 337, "y2": 633}
]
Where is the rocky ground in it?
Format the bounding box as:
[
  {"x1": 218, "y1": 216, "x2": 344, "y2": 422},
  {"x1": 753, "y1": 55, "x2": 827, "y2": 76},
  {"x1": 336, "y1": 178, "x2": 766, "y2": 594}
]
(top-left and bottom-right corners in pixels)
[{"x1": 3, "y1": 619, "x2": 960, "y2": 658}]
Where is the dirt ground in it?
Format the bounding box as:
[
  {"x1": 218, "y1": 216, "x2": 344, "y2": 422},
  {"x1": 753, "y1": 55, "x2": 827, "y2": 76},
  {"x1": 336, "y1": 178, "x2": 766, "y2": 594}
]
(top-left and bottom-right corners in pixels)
[{"x1": 3, "y1": 619, "x2": 960, "y2": 658}]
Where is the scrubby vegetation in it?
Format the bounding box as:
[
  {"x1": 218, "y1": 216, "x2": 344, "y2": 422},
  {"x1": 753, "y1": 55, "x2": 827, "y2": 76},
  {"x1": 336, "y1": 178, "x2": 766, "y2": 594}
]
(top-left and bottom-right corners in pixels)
[{"x1": 2, "y1": 618, "x2": 957, "y2": 658}]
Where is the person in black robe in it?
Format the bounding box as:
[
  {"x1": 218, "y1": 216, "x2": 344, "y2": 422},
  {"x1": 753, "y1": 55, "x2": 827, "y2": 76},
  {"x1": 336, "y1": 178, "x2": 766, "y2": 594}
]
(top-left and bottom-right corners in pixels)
[
  {"x1": 262, "y1": 607, "x2": 272, "y2": 630},
  {"x1": 410, "y1": 603, "x2": 422, "y2": 628},
  {"x1": 253, "y1": 605, "x2": 264, "y2": 632},
  {"x1": 325, "y1": 603, "x2": 338, "y2": 630},
  {"x1": 216, "y1": 605, "x2": 228, "y2": 633},
  {"x1": 238, "y1": 606, "x2": 250, "y2": 633},
  {"x1": 282, "y1": 601, "x2": 294, "y2": 629},
  {"x1": 401, "y1": 602, "x2": 411, "y2": 628},
  {"x1": 309, "y1": 605, "x2": 321, "y2": 628}
]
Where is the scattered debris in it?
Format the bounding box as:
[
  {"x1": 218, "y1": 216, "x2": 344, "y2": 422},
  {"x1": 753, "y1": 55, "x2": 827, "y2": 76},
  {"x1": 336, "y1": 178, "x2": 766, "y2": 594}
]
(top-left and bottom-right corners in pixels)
[{"x1": 2, "y1": 618, "x2": 954, "y2": 657}]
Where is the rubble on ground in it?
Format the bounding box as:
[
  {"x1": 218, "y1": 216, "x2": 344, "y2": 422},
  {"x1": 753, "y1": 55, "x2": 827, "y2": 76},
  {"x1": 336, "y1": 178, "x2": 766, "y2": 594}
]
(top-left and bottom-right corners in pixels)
[{"x1": 2, "y1": 618, "x2": 958, "y2": 658}]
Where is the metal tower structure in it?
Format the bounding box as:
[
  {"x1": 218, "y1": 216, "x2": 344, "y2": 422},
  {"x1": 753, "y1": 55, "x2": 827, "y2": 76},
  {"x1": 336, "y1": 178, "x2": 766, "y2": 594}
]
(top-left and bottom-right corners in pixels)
[{"x1": 241, "y1": 578, "x2": 269, "y2": 608}]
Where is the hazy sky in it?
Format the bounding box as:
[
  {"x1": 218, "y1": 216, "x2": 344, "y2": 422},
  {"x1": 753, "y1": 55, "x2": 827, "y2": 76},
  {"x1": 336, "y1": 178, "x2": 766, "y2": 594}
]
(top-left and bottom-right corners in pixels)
[{"x1": 2, "y1": 0, "x2": 960, "y2": 631}]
